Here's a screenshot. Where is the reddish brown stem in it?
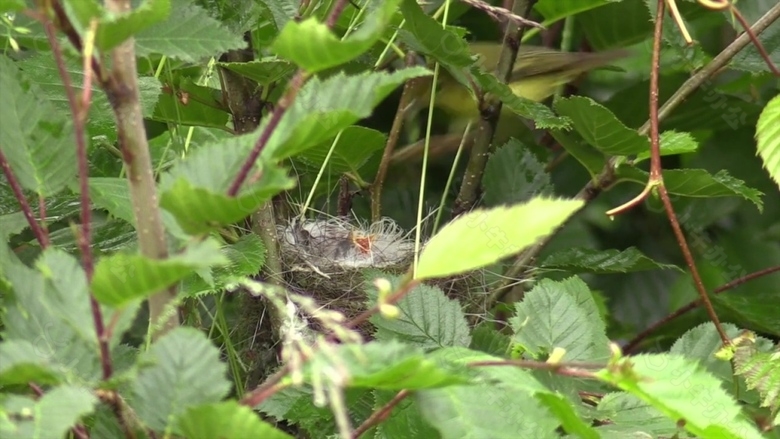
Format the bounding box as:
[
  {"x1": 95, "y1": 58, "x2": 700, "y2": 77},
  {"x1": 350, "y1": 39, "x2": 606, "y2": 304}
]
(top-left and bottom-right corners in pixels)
[
  {"x1": 0, "y1": 149, "x2": 50, "y2": 248},
  {"x1": 731, "y1": 6, "x2": 780, "y2": 76},
  {"x1": 351, "y1": 390, "x2": 411, "y2": 439}
]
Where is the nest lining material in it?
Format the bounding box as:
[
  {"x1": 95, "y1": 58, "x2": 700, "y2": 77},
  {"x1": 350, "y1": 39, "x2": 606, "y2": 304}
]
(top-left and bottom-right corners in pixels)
[{"x1": 277, "y1": 217, "x2": 488, "y2": 333}]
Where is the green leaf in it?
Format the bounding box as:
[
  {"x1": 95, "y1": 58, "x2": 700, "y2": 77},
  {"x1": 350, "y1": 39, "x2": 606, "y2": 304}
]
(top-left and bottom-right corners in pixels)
[
  {"x1": 218, "y1": 57, "x2": 295, "y2": 85},
  {"x1": 151, "y1": 78, "x2": 229, "y2": 130},
  {"x1": 271, "y1": 0, "x2": 401, "y2": 72},
  {"x1": 135, "y1": 0, "x2": 246, "y2": 62},
  {"x1": 372, "y1": 389, "x2": 439, "y2": 439},
  {"x1": 130, "y1": 327, "x2": 231, "y2": 432},
  {"x1": 469, "y1": 323, "x2": 512, "y2": 356},
  {"x1": 159, "y1": 135, "x2": 296, "y2": 234},
  {"x1": 416, "y1": 197, "x2": 583, "y2": 279},
  {"x1": 616, "y1": 167, "x2": 764, "y2": 211},
  {"x1": 3, "y1": 250, "x2": 103, "y2": 383},
  {"x1": 555, "y1": 96, "x2": 649, "y2": 156},
  {"x1": 595, "y1": 392, "x2": 680, "y2": 438},
  {"x1": 536, "y1": 392, "x2": 600, "y2": 439},
  {"x1": 0, "y1": 340, "x2": 63, "y2": 386},
  {"x1": 304, "y1": 340, "x2": 473, "y2": 390},
  {"x1": 596, "y1": 354, "x2": 765, "y2": 439},
  {"x1": 541, "y1": 247, "x2": 681, "y2": 274},
  {"x1": 92, "y1": 238, "x2": 228, "y2": 307},
  {"x1": 534, "y1": 0, "x2": 617, "y2": 24},
  {"x1": 415, "y1": 347, "x2": 559, "y2": 438},
  {"x1": 756, "y1": 93, "x2": 780, "y2": 190},
  {"x1": 482, "y1": 139, "x2": 553, "y2": 207},
  {"x1": 261, "y1": 67, "x2": 431, "y2": 161},
  {"x1": 88, "y1": 177, "x2": 136, "y2": 226},
  {"x1": 472, "y1": 69, "x2": 571, "y2": 129},
  {"x1": 549, "y1": 128, "x2": 606, "y2": 177},
  {"x1": 0, "y1": 56, "x2": 75, "y2": 196},
  {"x1": 295, "y1": 126, "x2": 386, "y2": 178},
  {"x1": 174, "y1": 401, "x2": 293, "y2": 439},
  {"x1": 732, "y1": 334, "x2": 780, "y2": 413},
  {"x1": 364, "y1": 271, "x2": 471, "y2": 349},
  {"x1": 1, "y1": 385, "x2": 98, "y2": 439},
  {"x1": 0, "y1": 0, "x2": 25, "y2": 13},
  {"x1": 182, "y1": 234, "x2": 266, "y2": 296},
  {"x1": 509, "y1": 277, "x2": 611, "y2": 362},
  {"x1": 633, "y1": 130, "x2": 699, "y2": 163}
]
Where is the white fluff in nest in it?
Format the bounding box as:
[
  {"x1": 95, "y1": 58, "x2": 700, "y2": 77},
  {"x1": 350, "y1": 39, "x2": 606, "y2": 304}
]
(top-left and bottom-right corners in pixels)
[{"x1": 279, "y1": 217, "x2": 415, "y2": 270}]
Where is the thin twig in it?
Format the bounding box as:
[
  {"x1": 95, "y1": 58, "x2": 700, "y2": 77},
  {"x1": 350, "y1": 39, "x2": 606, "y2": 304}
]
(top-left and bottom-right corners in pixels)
[
  {"x1": 452, "y1": 0, "x2": 538, "y2": 217},
  {"x1": 371, "y1": 53, "x2": 419, "y2": 223},
  {"x1": 0, "y1": 149, "x2": 50, "y2": 248},
  {"x1": 623, "y1": 265, "x2": 780, "y2": 353},
  {"x1": 469, "y1": 359, "x2": 600, "y2": 379},
  {"x1": 43, "y1": 15, "x2": 113, "y2": 379},
  {"x1": 351, "y1": 390, "x2": 411, "y2": 439},
  {"x1": 459, "y1": 0, "x2": 543, "y2": 29}
]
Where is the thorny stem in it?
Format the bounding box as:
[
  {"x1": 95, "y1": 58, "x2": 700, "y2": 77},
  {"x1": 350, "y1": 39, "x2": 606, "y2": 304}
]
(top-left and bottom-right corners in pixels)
[
  {"x1": 228, "y1": 0, "x2": 351, "y2": 196},
  {"x1": 371, "y1": 53, "x2": 419, "y2": 223},
  {"x1": 488, "y1": 2, "x2": 780, "y2": 309},
  {"x1": 42, "y1": 14, "x2": 113, "y2": 379},
  {"x1": 623, "y1": 265, "x2": 780, "y2": 353},
  {"x1": 104, "y1": 0, "x2": 179, "y2": 340},
  {"x1": 351, "y1": 390, "x2": 411, "y2": 439},
  {"x1": 452, "y1": 0, "x2": 538, "y2": 218},
  {"x1": 0, "y1": 149, "x2": 50, "y2": 248}
]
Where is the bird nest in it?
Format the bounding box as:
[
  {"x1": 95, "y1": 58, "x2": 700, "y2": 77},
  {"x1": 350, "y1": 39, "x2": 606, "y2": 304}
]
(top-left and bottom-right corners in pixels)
[{"x1": 277, "y1": 217, "x2": 487, "y2": 336}]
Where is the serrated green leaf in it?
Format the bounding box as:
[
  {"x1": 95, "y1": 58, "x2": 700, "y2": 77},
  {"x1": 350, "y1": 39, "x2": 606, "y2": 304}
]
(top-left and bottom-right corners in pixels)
[
  {"x1": 634, "y1": 130, "x2": 699, "y2": 163},
  {"x1": 364, "y1": 271, "x2": 471, "y2": 349},
  {"x1": 756, "y1": 94, "x2": 780, "y2": 190},
  {"x1": 416, "y1": 197, "x2": 583, "y2": 279},
  {"x1": 541, "y1": 247, "x2": 681, "y2": 274},
  {"x1": 555, "y1": 96, "x2": 649, "y2": 156},
  {"x1": 510, "y1": 277, "x2": 610, "y2": 362},
  {"x1": 218, "y1": 57, "x2": 295, "y2": 85},
  {"x1": 469, "y1": 323, "x2": 512, "y2": 356},
  {"x1": 416, "y1": 347, "x2": 558, "y2": 439},
  {"x1": 616, "y1": 167, "x2": 764, "y2": 211},
  {"x1": 295, "y1": 126, "x2": 386, "y2": 178},
  {"x1": 3, "y1": 250, "x2": 103, "y2": 383},
  {"x1": 536, "y1": 392, "x2": 600, "y2": 439},
  {"x1": 181, "y1": 234, "x2": 266, "y2": 296},
  {"x1": 0, "y1": 56, "x2": 75, "y2": 196},
  {"x1": 373, "y1": 388, "x2": 440, "y2": 439},
  {"x1": 2, "y1": 385, "x2": 98, "y2": 439},
  {"x1": 732, "y1": 335, "x2": 780, "y2": 413},
  {"x1": 595, "y1": 392, "x2": 680, "y2": 438},
  {"x1": 472, "y1": 69, "x2": 571, "y2": 129},
  {"x1": 88, "y1": 177, "x2": 136, "y2": 225},
  {"x1": 0, "y1": 340, "x2": 63, "y2": 386},
  {"x1": 482, "y1": 139, "x2": 553, "y2": 207},
  {"x1": 174, "y1": 401, "x2": 293, "y2": 439},
  {"x1": 159, "y1": 135, "x2": 296, "y2": 234},
  {"x1": 92, "y1": 238, "x2": 227, "y2": 307},
  {"x1": 550, "y1": 128, "x2": 606, "y2": 177},
  {"x1": 135, "y1": 0, "x2": 246, "y2": 62},
  {"x1": 131, "y1": 327, "x2": 231, "y2": 431},
  {"x1": 272, "y1": 0, "x2": 401, "y2": 72},
  {"x1": 151, "y1": 77, "x2": 229, "y2": 129},
  {"x1": 305, "y1": 341, "x2": 473, "y2": 390},
  {"x1": 596, "y1": 354, "x2": 765, "y2": 439},
  {"x1": 261, "y1": 67, "x2": 431, "y2": 161}
]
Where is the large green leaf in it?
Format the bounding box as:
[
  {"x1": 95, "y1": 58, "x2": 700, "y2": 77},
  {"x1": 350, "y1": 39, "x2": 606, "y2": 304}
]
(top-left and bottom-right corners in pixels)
[
  {"x1": 159, "y1": 135, "x2": 296, "y2": 234},
  {"x1": 88, "y1": 177, "x2": 136, "y2": 226},
  {"x1": 0, "y1": 56, "x2": 75, "y2": 196},
  {"x1": 1, "y1": 385, "x2": 98, "y2": 439},
  {"x1": 594, "y1": 392, "x2": 680, "y2": 438},
  {"x1": 555, "y1": 96, "x2": 650, "y2": 156},
  {"x1": 151, "y1": 78, "x2": 229, "y2": 130},
  {"x1": 130, "y1": 327, "x2": 232, "y2": 432},
  {"x1": 135, "y1": 0, "x2": 246, "y2": 62},
  {"x1": 174, "y1": 401, "x2": 293, "y2": 439},
  {"x1": 2, "y1": 250, "x2": 102, "y2": 383},
  {"x1": 92, "y1": 238, "x2": 228, "y2": 307},
  {"x1": 510, "y1": 277, "x2": 611, "y2": 362},
  {"x1": 218, "y1": 57, "x2": 295, "y2": 85},
  {"x1": 633, "y1": 130, "x2": 699, "y2": 163},
  {"x1": 615, "y1": 167, "x2": 764, "y2": 211},
  {"x1": 756, "y1": 94, "x2": 780, "y2": 190},
  {"x1": 534, "y1": 0, "x2": 618, "y2": 24},
  {"x1": 364, "y1": 271, "x2": 471, "y2": 349},
  {"x1": 416, "y1": 197, "x2": 583, "y2": 279},
  {"x1": 295, "y1": 126, "x2": 386, "y2": 178},
  {"x1": 271, "y1": 0, "x2": 401, "y2": 72},
  {"x1": 596, "y1": 354, "x2": 765, "y2": 439},
  {"x1": 482, "y1": 139, "x2": 553, "y2": 207},
  {"x1": 260, "y1": 67, "x2": 430, "y2": 161},
  {"x1": 578, "y1": 0, "x2": 653, "y2": 50},
  {"x1": 181, "y1": 234, "x2": 266, "y2": 296},
  {"x1": 0, "y1": 340, "x2": 63, "y2": 386}
]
